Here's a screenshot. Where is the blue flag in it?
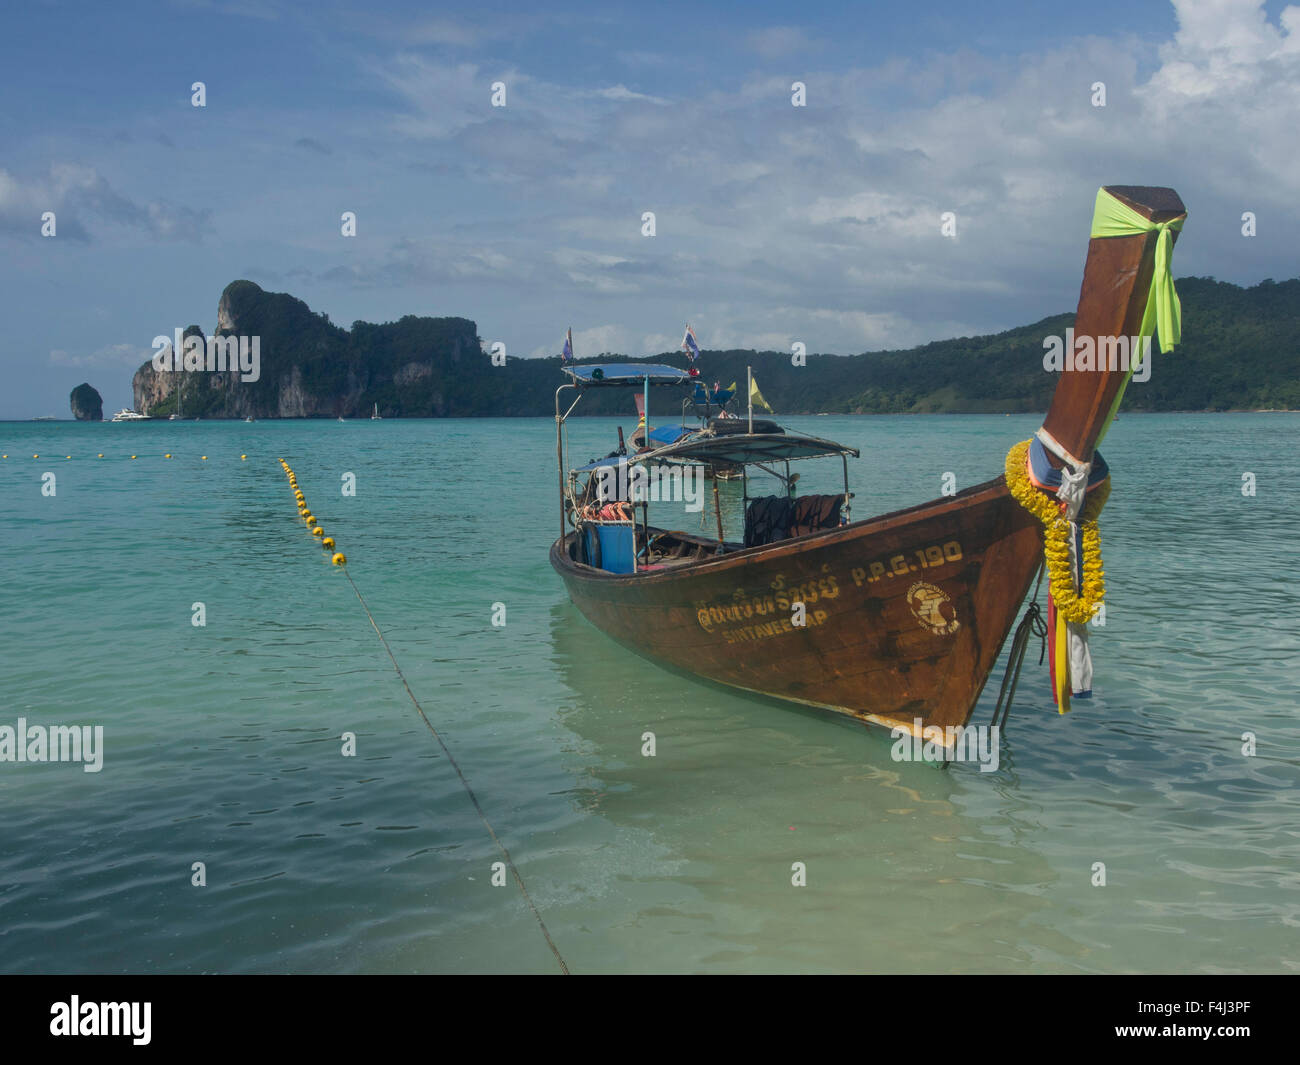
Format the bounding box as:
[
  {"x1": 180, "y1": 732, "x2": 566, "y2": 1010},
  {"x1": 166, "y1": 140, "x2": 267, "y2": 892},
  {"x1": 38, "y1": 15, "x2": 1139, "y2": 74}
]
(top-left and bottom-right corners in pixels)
[{"x1": 680, "y1": 324, "x2": 700, "y2": 362}]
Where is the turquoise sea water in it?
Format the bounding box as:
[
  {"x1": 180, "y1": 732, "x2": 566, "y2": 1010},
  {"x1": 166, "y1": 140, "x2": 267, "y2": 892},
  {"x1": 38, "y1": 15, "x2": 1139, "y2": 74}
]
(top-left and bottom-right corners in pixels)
[{"x1": 1, "y1": 413, "x2": 1297, "y2": 974}]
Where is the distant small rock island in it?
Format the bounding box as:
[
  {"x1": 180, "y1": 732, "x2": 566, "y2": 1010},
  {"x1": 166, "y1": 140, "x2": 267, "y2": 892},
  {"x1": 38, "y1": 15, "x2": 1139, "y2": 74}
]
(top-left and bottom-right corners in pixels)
[
  {"x1": 70, "y1": 382, "x2": 103, "y2": 421},
  {"x1": 127, "y1": 277, "x2": 1300, "y2": 418}
]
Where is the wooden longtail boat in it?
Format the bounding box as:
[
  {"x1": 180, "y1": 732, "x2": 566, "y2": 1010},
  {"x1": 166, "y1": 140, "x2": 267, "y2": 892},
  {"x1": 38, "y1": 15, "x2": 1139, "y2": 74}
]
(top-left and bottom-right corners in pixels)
[{"x1": 551, "y1": 186, "x2": 1186, "y2": 740}]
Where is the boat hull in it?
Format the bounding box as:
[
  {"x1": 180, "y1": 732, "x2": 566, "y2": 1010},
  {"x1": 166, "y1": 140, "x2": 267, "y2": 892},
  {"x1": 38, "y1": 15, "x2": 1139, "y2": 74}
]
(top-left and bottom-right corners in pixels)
[{"x1": 550, "y1": 476, "x2": 1042, "y2": 737}]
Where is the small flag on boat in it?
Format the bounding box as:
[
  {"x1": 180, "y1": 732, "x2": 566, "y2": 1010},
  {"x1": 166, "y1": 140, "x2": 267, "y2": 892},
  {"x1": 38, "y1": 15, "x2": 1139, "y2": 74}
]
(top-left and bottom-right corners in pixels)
[
  {"x1": 749, "y1": 376, "x2": 773, "y2": 413},
  {"x1": 680, "y1": 324, "x2": 700, "y2": 362},
  {"x1": 561, "y1": 328, "x2": 573, "y2": 363}
]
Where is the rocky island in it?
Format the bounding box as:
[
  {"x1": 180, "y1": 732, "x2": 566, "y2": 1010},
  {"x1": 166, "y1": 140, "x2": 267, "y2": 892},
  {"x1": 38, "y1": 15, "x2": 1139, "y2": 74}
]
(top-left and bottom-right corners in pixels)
[{"x1": 70, "y1": 383, "x2": 103, "y2": 421}]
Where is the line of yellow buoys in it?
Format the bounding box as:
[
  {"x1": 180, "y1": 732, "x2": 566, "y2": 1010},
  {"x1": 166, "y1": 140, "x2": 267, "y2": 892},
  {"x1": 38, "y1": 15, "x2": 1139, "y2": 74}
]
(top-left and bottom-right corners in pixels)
[
  {"x1": 2, "y1": 453, "x2": 248, "y2": 460},
  {"x1": 280, "y1": 459, "x2": 345, "y2": 567}
]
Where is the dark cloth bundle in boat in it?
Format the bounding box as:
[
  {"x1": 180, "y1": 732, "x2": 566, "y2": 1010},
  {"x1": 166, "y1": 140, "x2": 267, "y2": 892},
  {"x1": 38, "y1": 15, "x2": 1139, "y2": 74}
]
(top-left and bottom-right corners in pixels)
[
  {"x1": 709, "y1": 417, "x2": 782, "y2": 436},
  {"x1": 744, "y1": 493, "x2": 845, "y2": 546},
  {"x1": 789, "y1": 494, "x2": 844, "y2": 537},
  {"x1": 744, "y1": 495, "x2": 794, "y2": 547}
]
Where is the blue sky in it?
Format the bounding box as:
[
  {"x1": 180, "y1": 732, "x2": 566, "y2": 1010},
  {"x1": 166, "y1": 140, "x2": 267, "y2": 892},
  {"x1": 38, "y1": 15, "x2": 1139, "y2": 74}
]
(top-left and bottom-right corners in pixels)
[{"x1": 2, "y1": 0, "x2": 1297, "y2": 417}]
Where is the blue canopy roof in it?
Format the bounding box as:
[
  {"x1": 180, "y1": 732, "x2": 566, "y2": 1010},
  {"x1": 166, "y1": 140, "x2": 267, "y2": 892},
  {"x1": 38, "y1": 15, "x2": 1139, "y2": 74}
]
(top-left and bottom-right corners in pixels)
[
  {"x1": 564, "y1": 363, "x2": 694, "y2": 387},
  {"x1": 647, "y1": 425, "x2": 693, "y2": 446}
]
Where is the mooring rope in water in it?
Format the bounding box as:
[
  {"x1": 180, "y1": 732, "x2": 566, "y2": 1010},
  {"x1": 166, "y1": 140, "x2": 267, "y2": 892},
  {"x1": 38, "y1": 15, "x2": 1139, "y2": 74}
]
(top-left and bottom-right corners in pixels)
[
  {"x1": 278, "y1": 459, "x2": 570, "y2": 975},
  {"x1": 339, "y1": 569, "x2": 570, "y2": 974},
  {"x1": 990, "y1": 564, "x2": 1048, "y2": 732}
]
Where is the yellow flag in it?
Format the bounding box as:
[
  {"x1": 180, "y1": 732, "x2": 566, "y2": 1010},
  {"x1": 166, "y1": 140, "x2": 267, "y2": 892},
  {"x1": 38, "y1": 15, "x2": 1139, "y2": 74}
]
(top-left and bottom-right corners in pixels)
[{"x1": 749, "y1": 377, "x2": 773, "y2": 413}]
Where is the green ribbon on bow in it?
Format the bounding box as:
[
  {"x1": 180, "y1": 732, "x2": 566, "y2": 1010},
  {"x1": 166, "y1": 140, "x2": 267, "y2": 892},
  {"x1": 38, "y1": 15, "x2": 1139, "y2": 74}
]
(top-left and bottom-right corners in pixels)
[
  {"x1": 1090, "y1": 187, "x2": 1186, "y2": 349},
  {"x1": 1090, "y1": 188, "x2": 1187, "y2": 443}
]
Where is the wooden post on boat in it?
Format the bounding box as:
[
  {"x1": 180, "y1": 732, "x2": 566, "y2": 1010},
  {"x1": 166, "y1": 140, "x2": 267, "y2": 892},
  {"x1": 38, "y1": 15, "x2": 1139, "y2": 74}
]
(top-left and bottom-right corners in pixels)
[
  {"x1": 712, "y1": 477, "x2": 725, "y2": 544},
  {"x1": 1039, "y1": 185, "x2": 1187, "y2": 467},
  {"x1": 555, "y1": 395, "x2": 566, "y2": 545}
]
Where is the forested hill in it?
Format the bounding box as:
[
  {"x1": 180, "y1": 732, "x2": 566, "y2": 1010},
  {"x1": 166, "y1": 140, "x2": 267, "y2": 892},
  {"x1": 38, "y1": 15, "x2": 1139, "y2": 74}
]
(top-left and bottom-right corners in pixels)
[{"x1": 130, "y1": 276, "x2": 1300, "y2": 418}]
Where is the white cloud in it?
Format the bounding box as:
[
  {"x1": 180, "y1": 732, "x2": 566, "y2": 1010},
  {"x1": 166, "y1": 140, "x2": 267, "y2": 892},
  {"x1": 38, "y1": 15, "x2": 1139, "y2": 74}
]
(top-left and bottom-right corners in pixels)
[
  {"x1": 306, "y1": 2, "x2": 1300, "y2": 357},
  {"x1": 0, "y1": 165, "x2": 208, "y2": 242},
  {"x1": 594, "y1": 85, "x2": 669, "y2": 105}
]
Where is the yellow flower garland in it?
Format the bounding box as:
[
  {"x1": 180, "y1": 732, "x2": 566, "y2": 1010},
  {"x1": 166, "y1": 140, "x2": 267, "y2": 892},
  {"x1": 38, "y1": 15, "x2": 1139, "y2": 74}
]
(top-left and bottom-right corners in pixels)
[{"x1": 1005, "y1": 439, "x2": 1110, "y2": 625}]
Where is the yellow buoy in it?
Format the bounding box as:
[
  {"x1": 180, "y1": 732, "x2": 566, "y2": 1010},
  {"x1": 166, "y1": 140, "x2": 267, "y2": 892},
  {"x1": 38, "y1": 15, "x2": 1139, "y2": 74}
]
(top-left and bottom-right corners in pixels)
[
  {"x1": 332, "y1": 552, "x2": 346, "y2": 566},
  {"x1": 33, "y1": 454, "x2": 38, "y2": 458},
  {"x1": 165, "y1": 453, "x2": 171, "y2": 458},
  {"x1": 98, "y1": 453, "x2": 103, "y2": 458},
  {"x1": 131, "y1": 455, "x2": 136, "y2": 459},
  {"x1": 306, "y1": 517, "x2": 317, "y2": 527},
  {"x1": 66, "y1": 455, "x2": 71, "y2": 459},
  {"x1": 201, "y1": 456, "x2": 207, "y2": 460},
  {"x1": 241, "y1": 454, "x2": 247, "y2": 460},
  {"x1": 312, "y1": 527, "x2": 324, "y2": 538},
  {"x1": 322, "y1": 537, "x2": 335, "y2": 549}
]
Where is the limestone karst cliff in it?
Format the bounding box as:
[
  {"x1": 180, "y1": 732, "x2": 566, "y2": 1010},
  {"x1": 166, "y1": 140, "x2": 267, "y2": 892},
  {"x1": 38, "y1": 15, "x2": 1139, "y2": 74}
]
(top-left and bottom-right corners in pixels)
[{"x1": 131, "y1": 281, "x2": 484, "y2": 419}]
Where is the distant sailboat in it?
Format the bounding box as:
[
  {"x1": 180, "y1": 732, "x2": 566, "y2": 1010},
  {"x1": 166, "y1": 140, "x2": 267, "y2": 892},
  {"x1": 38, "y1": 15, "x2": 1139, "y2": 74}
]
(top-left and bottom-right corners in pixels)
[{"x1": 371, "y1": 403, "x2": 382, "y2": 420}]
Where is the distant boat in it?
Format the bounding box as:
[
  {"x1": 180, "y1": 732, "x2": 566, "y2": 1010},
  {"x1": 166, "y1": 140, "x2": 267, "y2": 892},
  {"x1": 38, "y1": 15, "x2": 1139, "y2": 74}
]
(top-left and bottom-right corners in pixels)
[
  {"x1": 371, "y1": 403, "x2": 382, "y2": 420},
  {"x1": 33, "y1": 415, "x2": 57, "y2": 421},
  {"x1": 169, "y1": 414, "x2": 181, "y2": 420},
  {"x1": 245, "y1": 416, "x2": 255, "y2": 423},
  {"x1": 111, "y1": 408, "x2": 151, "y2": 422}
]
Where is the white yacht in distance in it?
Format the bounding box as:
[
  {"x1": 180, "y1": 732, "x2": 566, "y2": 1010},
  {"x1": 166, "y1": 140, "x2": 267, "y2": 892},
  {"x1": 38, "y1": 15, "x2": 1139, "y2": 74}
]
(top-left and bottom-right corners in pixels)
[
  {"x1": 111, "y1": 408, "x2": 151, "y2": 422},
  {"x1": 371, "y1": 403, "x2": 382, "y2": 420}
]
